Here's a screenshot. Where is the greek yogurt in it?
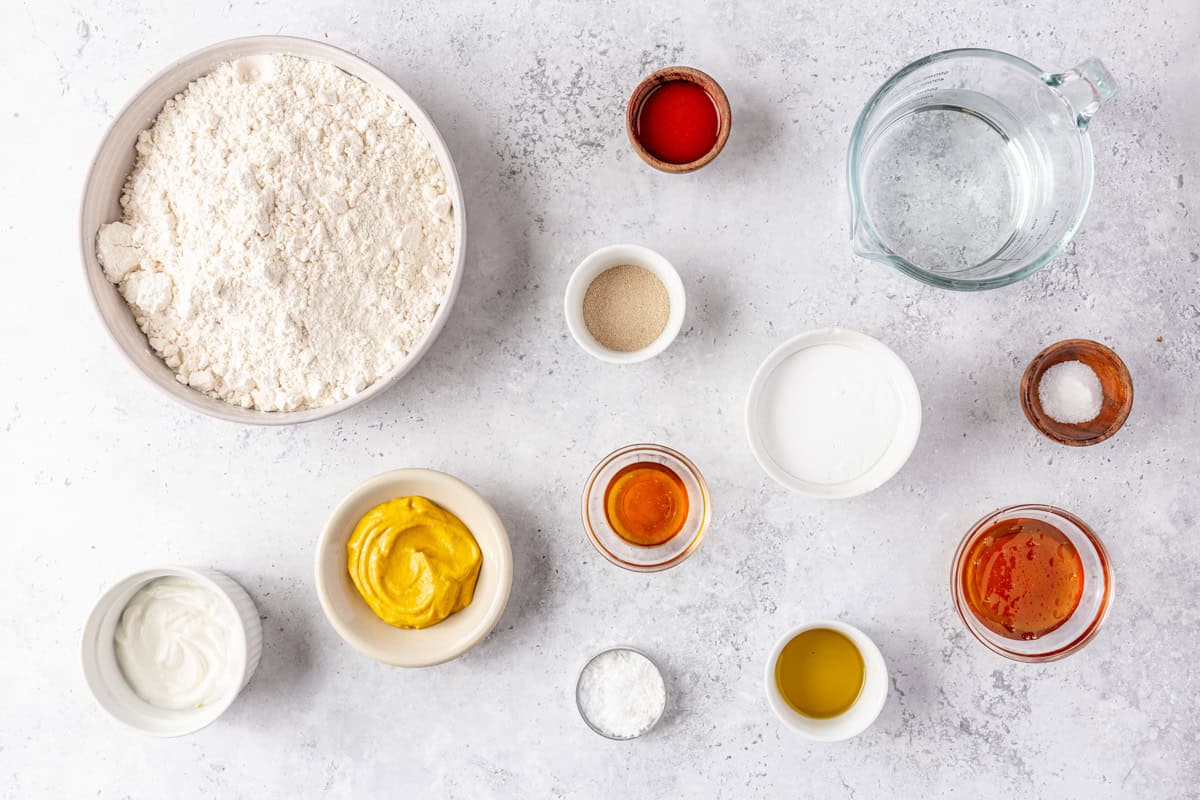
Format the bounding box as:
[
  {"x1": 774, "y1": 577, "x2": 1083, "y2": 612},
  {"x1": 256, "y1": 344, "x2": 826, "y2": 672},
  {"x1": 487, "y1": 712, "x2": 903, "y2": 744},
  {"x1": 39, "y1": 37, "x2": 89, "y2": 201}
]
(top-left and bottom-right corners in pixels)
[{"x1": 114, "y1": 576, "x2": 240, "y2": 710}]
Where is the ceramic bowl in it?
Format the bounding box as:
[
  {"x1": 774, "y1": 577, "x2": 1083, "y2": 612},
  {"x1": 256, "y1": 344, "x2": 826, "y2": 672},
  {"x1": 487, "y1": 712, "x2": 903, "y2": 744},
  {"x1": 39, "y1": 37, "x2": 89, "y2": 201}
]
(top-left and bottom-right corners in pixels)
[
  {"x1": 78, "y1": 35, "x2": 466, "y2": 425},
  {"x1": 564, "y1": 244, "x2": 686, "y2": 364},
  {"x1": 744, "y1": 328, "x2": 922, "y2": 499},
  {"x1": 1020, "y1": 339, "x2": 1133, "y2": 446},
  {"x1": 626, "y1": 66, "x2": 731, "y2": 173},
  {"x1": 314, "y1": 469, "x2": 513, "y2": 667},
  {"x1": 80, "y1": 567, "x2": 262, "y2": 737},
  {"x1": 764, "y1": 620, "x2": 888, "y2": 742}
]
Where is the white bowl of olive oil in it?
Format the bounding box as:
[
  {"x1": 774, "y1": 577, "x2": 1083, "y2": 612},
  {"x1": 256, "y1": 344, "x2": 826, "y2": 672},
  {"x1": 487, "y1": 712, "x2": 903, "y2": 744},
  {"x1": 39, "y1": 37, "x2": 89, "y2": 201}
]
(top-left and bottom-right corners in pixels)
[{"x1": 764, "y1": 620, "x2": 888, "y2": 741}]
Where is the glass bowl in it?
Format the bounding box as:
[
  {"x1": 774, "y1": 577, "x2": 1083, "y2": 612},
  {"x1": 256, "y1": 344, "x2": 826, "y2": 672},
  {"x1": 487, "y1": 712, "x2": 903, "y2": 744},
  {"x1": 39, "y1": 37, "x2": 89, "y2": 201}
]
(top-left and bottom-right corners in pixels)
[
  {"x1": 952, "y1": 504, "x2": 1113, "y2": 662},
  {"x1": 581, "y1": 444, "x2": 710, "y2": 572},
  {"x1": 575, "y1": 646, "x2": 667, "y2": 740}
]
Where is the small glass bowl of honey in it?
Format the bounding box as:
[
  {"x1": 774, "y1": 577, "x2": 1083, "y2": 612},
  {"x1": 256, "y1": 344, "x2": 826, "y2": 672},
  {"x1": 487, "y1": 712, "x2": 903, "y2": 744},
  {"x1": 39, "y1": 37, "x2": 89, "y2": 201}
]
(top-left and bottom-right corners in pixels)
[
  {"x1": 952, "y1": 504, "x2": 1113, "y2": 662},
  {"x1": 581, "y1": 443, "x2": 711, "y2": 572}
]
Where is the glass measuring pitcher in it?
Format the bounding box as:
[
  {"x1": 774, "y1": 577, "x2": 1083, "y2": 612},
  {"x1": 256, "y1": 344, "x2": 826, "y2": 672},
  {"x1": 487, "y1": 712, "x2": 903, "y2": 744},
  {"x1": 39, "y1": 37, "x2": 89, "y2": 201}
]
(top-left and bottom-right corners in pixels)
[{"x1": 847, "y1": 49, "x2": 1117, "y2": 290}]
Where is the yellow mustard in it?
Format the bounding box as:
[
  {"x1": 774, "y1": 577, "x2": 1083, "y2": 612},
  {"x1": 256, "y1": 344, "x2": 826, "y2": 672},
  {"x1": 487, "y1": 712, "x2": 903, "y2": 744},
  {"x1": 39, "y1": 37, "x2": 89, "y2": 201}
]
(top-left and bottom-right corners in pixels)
[{"x1": 347, "y1": 496, "x2": 483, "y2": 629}]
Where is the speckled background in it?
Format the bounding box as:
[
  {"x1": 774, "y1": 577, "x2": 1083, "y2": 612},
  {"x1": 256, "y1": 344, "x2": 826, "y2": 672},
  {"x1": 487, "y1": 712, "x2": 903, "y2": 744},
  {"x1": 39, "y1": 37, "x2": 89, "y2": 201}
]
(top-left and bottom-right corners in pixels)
[{"x1": 3, "y1": 1, "x2": 1199, "y2": 797}]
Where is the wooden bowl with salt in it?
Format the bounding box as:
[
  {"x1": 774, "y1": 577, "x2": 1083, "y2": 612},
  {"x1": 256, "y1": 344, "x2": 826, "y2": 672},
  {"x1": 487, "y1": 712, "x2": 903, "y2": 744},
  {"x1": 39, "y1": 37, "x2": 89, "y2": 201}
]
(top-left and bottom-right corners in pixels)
[{"x1": 1020, "y1": 339, "x2": 1133, "y2": 447}]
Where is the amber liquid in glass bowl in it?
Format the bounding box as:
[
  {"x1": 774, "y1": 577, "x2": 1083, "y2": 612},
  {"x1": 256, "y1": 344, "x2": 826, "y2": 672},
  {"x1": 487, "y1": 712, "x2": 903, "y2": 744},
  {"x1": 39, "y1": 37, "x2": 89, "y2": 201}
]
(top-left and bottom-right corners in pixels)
[
  {"x1": 582, "y1": 444, "x2": 710, "y2": 572},
  {"x1": 952, "y1": 504, "x2": 1112, "y2": 662},
  {"x1": 960, "y1": 517, "x2": 1084, "y2": 640},
  {"x1": 604, "y1": 462, "x2": 689, "y2": 546}
]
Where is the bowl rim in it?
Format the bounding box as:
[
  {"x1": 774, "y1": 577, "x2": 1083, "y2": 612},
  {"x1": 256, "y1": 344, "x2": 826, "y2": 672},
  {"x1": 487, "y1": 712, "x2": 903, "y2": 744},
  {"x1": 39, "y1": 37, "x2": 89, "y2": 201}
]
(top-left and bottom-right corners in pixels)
[
  {"x1": 80, "y1": 566, "x2": 257, "y2": 737},
  {"x1": 313, "y1": 468, "x2": 514, "y2": 667},
  {"x1": 950, "y1": 503, "x2": 1114, "y2": 662},
  {"x1": 626, "y1": 65, "x2": 731, "y2": 173},
  {"x1": 763, "y1": 620, "x2": 889, "y2": 741},
  {"x1": 744, "y1": 328, "x2": 922, "y2": 498},
  {"x1": 580, "y1": 443, "x2": 711, "y2": 572},
  {"x1": 574, "y1": 646, "x2": 667, "y2": 740},
  {"x1": 564, "y1": 243, "x2": 686, "y2": 364},
  {"x1": 78, "y1": 35, "x2": 467, "y2": 425}
]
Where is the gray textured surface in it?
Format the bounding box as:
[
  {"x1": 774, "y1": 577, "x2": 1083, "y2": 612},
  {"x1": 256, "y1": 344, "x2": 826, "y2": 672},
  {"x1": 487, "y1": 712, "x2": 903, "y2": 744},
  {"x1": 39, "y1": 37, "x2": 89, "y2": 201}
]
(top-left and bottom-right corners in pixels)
[{"x1": 3, "y1": 1, "x2": 1199, "y2": 797}]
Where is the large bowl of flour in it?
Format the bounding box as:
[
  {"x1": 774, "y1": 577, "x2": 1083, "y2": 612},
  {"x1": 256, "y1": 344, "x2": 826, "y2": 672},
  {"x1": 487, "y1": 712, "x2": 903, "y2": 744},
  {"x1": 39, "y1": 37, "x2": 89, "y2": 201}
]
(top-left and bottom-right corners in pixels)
[{"x1": 80, "y1": 36, "x2": 466, "y2": 424}]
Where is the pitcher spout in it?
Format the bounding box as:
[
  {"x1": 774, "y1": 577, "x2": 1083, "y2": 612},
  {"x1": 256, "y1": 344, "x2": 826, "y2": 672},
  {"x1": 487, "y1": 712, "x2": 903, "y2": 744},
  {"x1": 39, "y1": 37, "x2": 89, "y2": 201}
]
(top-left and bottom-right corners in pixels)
[{"x1": 850, "y1": 214, "x2": 884, "y2": 260}]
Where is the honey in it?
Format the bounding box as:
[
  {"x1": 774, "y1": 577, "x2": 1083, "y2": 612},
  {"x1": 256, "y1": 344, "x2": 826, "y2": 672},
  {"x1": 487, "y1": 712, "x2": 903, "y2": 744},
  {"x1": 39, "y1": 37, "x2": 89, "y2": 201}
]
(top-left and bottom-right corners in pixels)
[
  {"x1": 603, "y1": 462, "x2": 688, "y2": 546},
  {"x1": 775, "y1": 628, "x2": 865, "y2": 719},
  {"x1": 961, "y1": 517, "x2": 1084, "y2": 640}
]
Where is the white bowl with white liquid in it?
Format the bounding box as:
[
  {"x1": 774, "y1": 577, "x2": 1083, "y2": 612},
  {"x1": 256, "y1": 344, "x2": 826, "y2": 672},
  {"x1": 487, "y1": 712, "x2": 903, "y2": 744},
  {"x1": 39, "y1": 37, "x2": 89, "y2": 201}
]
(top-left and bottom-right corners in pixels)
[{"x1": 745, "y1": 328, "x2": 921, "y2": 499}]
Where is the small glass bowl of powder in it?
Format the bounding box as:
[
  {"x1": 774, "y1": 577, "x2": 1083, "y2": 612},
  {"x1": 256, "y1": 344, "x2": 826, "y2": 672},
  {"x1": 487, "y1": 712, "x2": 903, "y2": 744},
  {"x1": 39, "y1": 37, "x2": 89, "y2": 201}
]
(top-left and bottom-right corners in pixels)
[
  {"x1": 575, "y1": 647, "x2": 667, "y2": 740},
  {"x1": 564, "y1": 244, "x2": 686, "y2": 364}
]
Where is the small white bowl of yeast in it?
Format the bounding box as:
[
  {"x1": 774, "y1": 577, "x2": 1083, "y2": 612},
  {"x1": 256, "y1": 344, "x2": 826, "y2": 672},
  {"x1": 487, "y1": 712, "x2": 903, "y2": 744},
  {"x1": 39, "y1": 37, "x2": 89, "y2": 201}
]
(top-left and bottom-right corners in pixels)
[{"x1": 564, "y1": 244, "x2": 686, "y2": 364}]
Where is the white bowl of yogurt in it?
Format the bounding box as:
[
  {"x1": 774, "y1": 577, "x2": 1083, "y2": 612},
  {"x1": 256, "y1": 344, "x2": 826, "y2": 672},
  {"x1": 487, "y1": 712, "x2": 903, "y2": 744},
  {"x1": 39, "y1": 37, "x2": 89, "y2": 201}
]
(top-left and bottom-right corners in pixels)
[{"x1": 81, "y1": 567, "x2": 262, "y2": 737}]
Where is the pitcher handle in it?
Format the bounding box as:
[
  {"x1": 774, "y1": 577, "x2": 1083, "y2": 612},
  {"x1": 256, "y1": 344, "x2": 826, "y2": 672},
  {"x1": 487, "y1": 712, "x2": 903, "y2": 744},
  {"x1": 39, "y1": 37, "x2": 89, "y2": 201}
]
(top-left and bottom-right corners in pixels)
[{"x1": 1045, "y1": 58, "x2": 1119, "y2": 130}]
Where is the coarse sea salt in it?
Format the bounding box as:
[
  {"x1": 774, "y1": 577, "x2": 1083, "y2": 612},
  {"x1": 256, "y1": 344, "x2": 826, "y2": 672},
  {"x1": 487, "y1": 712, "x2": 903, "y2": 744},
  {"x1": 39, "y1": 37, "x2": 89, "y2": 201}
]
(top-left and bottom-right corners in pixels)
[
  {"x1": 576, "y1": 649, "x2": 666, "y2": 739},
  {"x1": 1038, "y1": 360, "x2": 1104, "y2": 424}
]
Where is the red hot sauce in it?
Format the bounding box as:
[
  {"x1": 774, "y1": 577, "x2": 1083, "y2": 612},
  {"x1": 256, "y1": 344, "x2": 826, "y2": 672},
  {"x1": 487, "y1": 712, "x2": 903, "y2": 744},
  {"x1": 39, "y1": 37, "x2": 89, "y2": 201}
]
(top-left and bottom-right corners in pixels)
[{"x1": 634, "y1": 80, "x2": 720, "y2": 165}]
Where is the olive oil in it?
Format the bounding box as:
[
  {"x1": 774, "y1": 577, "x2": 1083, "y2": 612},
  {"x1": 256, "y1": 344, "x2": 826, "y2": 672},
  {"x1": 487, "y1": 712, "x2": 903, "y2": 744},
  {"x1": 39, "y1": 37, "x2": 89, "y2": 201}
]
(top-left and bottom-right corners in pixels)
[{"x1": 774, "y1": 628, "x2": 865, "y2": 718}]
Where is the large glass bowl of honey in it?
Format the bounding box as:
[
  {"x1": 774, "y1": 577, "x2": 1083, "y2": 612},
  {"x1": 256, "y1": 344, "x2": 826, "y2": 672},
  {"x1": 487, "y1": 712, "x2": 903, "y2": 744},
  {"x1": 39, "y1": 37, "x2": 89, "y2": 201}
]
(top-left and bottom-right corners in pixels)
[
  {"x1": 581, "y1": 443, "x2": 711, "y2": 572},
  {"x1": 952, "y1": 504, "x2": 1113, "y2": 662}
]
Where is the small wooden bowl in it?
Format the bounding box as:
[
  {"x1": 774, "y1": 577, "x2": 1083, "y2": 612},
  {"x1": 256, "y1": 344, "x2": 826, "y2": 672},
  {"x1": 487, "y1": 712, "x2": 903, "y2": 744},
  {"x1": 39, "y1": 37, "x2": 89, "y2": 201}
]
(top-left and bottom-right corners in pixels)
[
  {"x1": 626, "y1": 66, "x2": 731, "y2": 173},
  {"x1": 1020, "y1": 339, "x2": 1133, "y2": 446}
]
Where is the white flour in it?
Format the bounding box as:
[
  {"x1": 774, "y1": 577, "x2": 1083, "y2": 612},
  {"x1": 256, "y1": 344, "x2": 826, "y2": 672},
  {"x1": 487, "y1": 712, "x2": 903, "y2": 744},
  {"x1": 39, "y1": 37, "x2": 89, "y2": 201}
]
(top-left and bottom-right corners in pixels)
[{"x1": 97, "y1": 55, "x2": 455, "y2": 411}]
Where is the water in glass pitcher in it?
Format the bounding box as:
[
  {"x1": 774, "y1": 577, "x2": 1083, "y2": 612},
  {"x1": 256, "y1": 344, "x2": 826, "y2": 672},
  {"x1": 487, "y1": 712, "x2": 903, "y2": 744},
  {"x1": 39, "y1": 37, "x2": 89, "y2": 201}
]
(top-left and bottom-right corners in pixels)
[{"x1": 860, "y1": 100, "x2": 1045, "y2": 276}]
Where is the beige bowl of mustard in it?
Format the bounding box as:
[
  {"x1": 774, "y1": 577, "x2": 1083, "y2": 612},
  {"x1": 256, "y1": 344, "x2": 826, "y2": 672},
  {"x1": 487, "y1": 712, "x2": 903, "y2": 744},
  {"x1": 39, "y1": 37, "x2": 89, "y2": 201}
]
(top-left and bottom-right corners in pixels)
[{"x1": 315, "y1": 469, "x2": 513, "y2": 667}]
